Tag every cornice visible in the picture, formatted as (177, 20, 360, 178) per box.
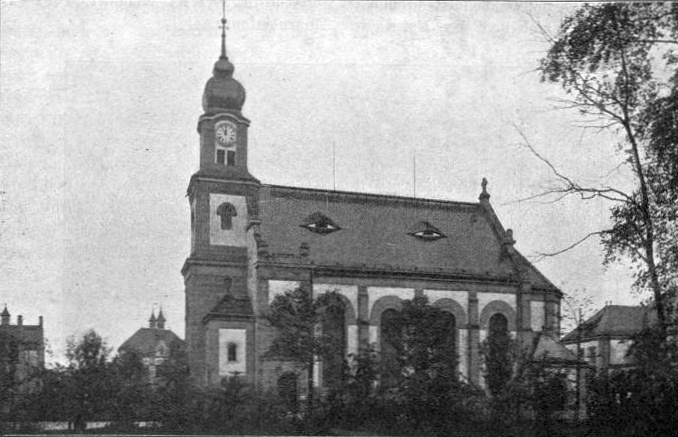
(197, 112, 251, 131)
(255, 260, 522, 286)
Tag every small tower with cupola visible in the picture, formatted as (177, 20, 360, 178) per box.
(182, 11, 258, 386)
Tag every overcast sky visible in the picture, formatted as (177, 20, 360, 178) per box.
(1, 1, 639, 363)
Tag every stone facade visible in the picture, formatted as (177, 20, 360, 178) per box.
(562, 305, 649, 372)
(183, 28, 563, 392)
(0, 307, 44, 412)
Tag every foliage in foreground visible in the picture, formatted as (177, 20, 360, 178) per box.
(587, 326, 678, 437)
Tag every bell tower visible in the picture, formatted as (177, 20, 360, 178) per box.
(183, 9, 258, 386)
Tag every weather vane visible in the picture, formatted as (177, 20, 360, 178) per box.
(220, 0, 228, 59)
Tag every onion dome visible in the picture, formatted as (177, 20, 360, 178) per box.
(202, 18, 246, 113)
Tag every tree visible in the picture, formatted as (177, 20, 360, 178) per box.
(484, 319, 513, 398)
(264, 285, 345, 416)
(535, 3, 678, 333)
(109, 349, 150, 429)
(63, 329, 114, 431)
(587, 326, 678, 436)
(381, 296, 473, 432)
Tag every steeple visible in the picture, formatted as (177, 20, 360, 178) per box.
(1, 305, 9, 325)
(192, 4, 258, 183)
(157, 307, 166, 330)
(149, 309, 157, 329)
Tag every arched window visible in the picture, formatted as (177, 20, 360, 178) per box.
(227, 342, 238, 362)
(486, 313, 511, 396)
(216, 202, 237, 230)
(277, 372, 299, 412)
(380, 309, 402, 387)
(322, 299, 346, 389)
(437, 311, 457, 380)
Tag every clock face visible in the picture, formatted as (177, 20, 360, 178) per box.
(216, 124, 236, 146)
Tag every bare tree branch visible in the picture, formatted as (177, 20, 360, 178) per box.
(531, 231, 609, 262)
(513, 125, 634, 204)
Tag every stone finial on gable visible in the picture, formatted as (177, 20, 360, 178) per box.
(300, 242, 310, 259)
(502, 228, 516, 255)
(254, 232, 269, 257)
(257, 239, 269, 257)
(479, 177, 490, 201)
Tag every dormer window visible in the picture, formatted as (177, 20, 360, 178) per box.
(407, 221, 446, 241)
(217, 202, 237, 230)
(301, 212, 342, 235)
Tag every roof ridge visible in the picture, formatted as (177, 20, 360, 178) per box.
(263, 183, 479, 207)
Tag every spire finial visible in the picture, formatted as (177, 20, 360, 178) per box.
(149, 306, 157, 329)
(220, 0, 228, 59)
(157, 305, 166, 329)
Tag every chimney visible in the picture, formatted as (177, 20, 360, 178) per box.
(39, 316, 43, 326)
(17, 315, 23, 326)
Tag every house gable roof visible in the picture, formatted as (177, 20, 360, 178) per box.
(119, 328, 184, 357)
(531, 332, 581, 364)
(561, 305, 651, 343)
(204, 293, 254, 322)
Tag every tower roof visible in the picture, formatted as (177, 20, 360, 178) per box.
(202, 13, 246, 114)
(1, 305, 9, 317)
(157, 308, 166, 322)
(149, 310, 157, 323)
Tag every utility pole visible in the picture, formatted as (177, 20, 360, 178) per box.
(575, 307, 582, 422)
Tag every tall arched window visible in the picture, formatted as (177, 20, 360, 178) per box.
(380, 309, 402, 387)
(487, 313, 511, 396)
(322, 299, 346, 389)
(216, 202, 237, 230)
(437, 311, 457, 380)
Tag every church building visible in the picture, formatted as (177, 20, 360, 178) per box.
(182, 18, 562, 391)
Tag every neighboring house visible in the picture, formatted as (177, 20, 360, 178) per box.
(561, 305, 651, 372)
(118, 309, 185, 382)
(182, 15, 565, 396)
(530, 332, 591, 419)
(0, 306, 45, 412)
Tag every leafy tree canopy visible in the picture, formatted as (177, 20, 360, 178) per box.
(539, 3, 678, 329)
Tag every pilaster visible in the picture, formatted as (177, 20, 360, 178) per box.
(467, 291, 480, 384)
(358, 285, 370, 352)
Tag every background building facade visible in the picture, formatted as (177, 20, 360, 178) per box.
(119, 309, 185, 383)
(0, 307, 44, 413)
